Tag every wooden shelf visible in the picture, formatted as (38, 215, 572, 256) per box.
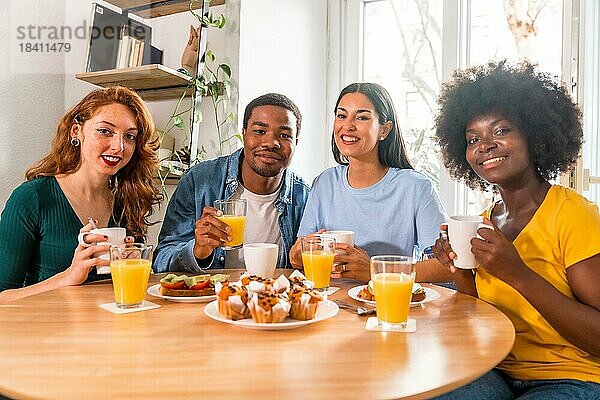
(106, 0, 225, 19)
(76, 64, 194, 101)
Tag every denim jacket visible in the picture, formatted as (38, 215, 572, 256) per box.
(153, 148, 310, 272)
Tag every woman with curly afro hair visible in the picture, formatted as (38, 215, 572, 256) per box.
(431, 60, 600, 399)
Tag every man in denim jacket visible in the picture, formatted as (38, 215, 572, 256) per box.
(153, 93, 310, 272)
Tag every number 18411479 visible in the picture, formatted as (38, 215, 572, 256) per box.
(18, 42, 71, 52)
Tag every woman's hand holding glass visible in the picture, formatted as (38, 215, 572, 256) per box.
(193, 206, 232, 260)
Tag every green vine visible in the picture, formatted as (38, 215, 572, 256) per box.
(157, 0, 239, 196)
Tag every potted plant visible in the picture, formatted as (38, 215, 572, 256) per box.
(157, 0, 239, 193)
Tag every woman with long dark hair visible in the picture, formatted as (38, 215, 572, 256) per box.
(290, 82, 448, 282)
(0, 86, 162, 303)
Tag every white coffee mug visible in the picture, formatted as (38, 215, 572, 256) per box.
(321, 230, 355, 250)
(78, 227, 127, 274)
(321, 230, 355, 274)
(447, 216, 484, 269)
(243, 243, 279, 278)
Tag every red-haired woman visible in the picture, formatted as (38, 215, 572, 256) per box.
(0, 86, 162, 303)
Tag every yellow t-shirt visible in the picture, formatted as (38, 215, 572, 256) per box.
(476, 185, 600, 382)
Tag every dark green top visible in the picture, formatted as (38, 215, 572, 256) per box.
(0, 177, 117, 291)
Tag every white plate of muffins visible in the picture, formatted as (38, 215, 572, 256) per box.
(204, 299, 339, 330)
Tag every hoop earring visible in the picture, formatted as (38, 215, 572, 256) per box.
(70, 137, 80, 147)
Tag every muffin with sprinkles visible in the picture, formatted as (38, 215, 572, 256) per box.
(288, 287, 323, 320)
(247, 292, 291, 323)
(241, 273, 290, 295)
(216, 282, 250, 320)
(288, 270, 314, 290)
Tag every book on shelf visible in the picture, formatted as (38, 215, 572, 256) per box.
(85, 2, 153, 72)
(116, 25, 145, 69)
(137, 41, 145, 67)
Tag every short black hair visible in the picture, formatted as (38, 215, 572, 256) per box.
(331, 82, 413, 169)
(434, 60, 583, 191)
(243, 93, 302, 136)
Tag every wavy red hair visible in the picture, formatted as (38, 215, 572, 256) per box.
(26, 86, 162, 239)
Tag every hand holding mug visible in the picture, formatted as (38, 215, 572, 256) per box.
(63, 220, 109, 286)
(193, 206, 231, 260)
(332, 243, 370, 282)
(470, 218, 528, 284)
(321, 230, 355, 276)
(78, 226, 130, 274)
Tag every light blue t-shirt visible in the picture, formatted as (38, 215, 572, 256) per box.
(298, 165, 447, 257)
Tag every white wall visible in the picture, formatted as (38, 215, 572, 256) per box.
(0, 1, 66, 207)
(239, 0, 329, 184)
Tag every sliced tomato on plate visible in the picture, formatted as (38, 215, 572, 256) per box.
(160, 280, 186, 290)
(189, 280, 211, 290)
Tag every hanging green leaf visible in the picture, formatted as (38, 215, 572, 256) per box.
(219, 63, 231, 78)
(173, 116, 185, 129)
(218, 15, 227, 29)
(228, 112, 234, 122)
(235, 133, 243, 142)
(206, 49, 215, 62)
(195, 110, 203, 123)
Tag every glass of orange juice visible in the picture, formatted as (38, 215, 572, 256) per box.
(109, 243, 153, 309)
(301, 236, 336, 290)
(370, 255, 416, 332)
(214, 199, 247, 250)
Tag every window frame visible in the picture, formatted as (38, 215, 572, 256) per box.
(330, 0, 589, 214)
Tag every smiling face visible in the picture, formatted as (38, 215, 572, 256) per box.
(465, 112, 535, 187)
(72, 103, 138, 177)
(333, 92, 391, 164)
(242, 105, 297, 179)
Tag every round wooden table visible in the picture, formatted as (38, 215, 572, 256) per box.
(0, 270, 514, 400)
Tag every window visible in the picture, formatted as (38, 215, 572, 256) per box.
(581, 0, 600, 204)
(362, 0, 442, 187)
(336, 0, 593, 214)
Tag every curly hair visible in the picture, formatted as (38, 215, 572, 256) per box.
(434, 60, 582, 191)
(332, 82, 413, 169)
(26, 86, 163, 239)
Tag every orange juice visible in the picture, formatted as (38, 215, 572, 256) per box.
(372, 272, 414, 323)
(216, 215, 246, 248)
(110, 259, 152, 307)
(302, 250, 334, 288)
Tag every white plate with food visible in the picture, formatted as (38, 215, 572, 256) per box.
(203, 300, 339, 330)
(347, 284, 441, 307)
(147, 284, 216, 303)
